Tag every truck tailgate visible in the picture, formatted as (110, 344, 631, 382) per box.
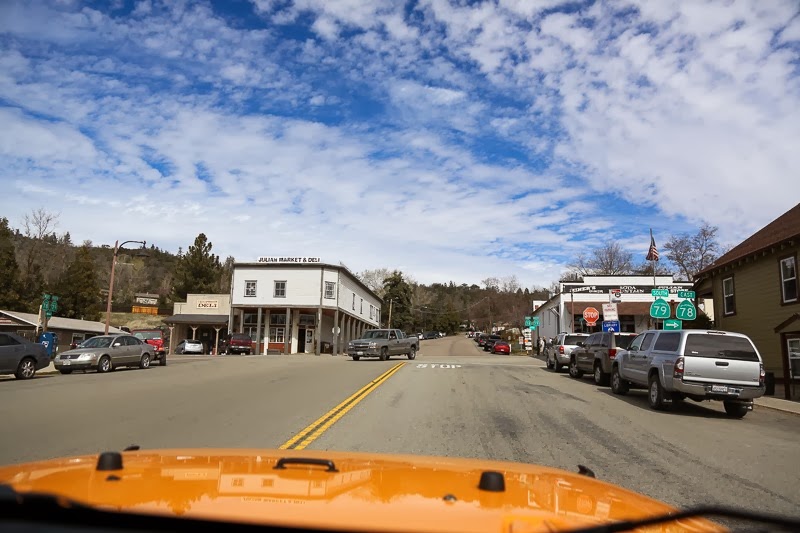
(682, 333, 762, 387)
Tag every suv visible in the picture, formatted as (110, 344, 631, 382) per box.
(569, 332, 638, 385)
(546, 333, 589, 373)
(226, 333, 253, 355)
(610, 330, 765, 418)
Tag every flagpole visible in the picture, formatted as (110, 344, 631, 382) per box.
(650, 229, 657, 329)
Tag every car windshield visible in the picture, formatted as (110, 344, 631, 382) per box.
(79, 337, 114, 349)
(133, 331, 161, 340)
(2, 2, 798, 531)
(614, 335, 636, 350)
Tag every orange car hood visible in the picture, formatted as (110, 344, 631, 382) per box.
(0, 448, 720, 533)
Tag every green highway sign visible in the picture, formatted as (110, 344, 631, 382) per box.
(650, 298, 671, 319)
(651, 289, 669, 298)
(664, 319, 682, 330)
(678, 290, 695, 299)
(676, 299, 696, 321)
(531, 317, 540, 328)
(524, 316, 532, 328)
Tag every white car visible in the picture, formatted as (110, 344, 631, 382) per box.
(176, 339, 204, 355)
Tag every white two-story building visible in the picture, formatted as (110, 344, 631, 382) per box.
(230, 258, 382, 355)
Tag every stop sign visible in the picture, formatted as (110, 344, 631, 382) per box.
(583, 307, 600, 326)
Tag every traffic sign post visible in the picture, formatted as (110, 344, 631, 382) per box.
(602, 303, 618, 321)
(524, 316, 532, 328)
(602, 320, 620, 332)
(649, 298, 671, 319)
(651, 289, 669, 298)
(531, 317, 539, 329)
(676, 300, 696, 321)
(664, 319, 682, 330)
(678, 290, 695, 299)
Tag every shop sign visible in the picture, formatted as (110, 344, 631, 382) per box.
(196, 300, 219, 309)
(257, 257, 321, 264)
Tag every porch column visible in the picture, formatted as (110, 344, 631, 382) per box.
(284, 307, 291, 354)
(168, 326, 175, 355)
(315, 306, 323, 356)
(255, 308, 262, 356)
(214, 327, 221, 356)
(332, 308, 340, 355)
(191, 326, 198, 340)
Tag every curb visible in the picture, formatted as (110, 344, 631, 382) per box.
(754, 400, 800, 416)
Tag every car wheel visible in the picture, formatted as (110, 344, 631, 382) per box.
(97, 356, 112, 374)
(15, 357, 36, 380)
(554, 359, 564, 373)
(352, 355, 360, 361)
(594, 363, 610, 386)
(546, 354, 554, 369)
(648, 374, 670, 411)
(380, 347, 388, 361)
(160, 354, 167, 366)
(723, 401, 749, 419)
(610, 366, 629, 395)
(59, 369, 73, 375)
(139, 353, 151, 369)
(407, 346, 416, 360)
(568, 357, 583, 378)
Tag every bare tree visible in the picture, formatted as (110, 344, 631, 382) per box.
(23, 207, 60, 240)
(481, 277, 500, 291)
(500, 275, 520, 293)
(568, 240, 633, 276)
(357, 268, 392, 298)
(664, 223, 720, 281)
(19, 208, 63, 287)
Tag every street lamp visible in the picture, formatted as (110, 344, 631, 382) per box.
(104, 239, 147, 334)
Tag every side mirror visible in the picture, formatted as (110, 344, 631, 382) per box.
(113, 343, 121, 347)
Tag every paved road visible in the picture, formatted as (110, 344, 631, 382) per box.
(1, 336, 798, 520)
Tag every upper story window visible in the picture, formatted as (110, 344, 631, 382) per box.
(352, 294, 356, 310)
(722, 276, 735, 316)
(360, 298, 363, 314)
(244, 280, 257, 297)
(324, 281, 336, 299)
(274, 280, 286, 298)
(780, 256, 797, 304)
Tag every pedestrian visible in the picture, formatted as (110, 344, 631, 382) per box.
(538, 336, 545, 356)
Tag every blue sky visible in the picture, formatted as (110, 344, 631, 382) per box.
(1, 0, 798, 287)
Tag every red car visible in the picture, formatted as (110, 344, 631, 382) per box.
(491, 341, 511, 355)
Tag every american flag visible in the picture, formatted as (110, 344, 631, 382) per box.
(646, 229, 659, 261)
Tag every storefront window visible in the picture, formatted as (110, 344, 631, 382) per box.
(299, 314, 316, 326)
(269, 327, 285, 343)
(270, 314, 287, 326)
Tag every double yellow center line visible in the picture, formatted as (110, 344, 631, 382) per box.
(280, 362, 406, 450)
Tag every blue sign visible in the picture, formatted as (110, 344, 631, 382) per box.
(39, 332, 56, 358)
(602, 320, 620, 332)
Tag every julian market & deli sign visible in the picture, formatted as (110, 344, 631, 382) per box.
(257, 257, 321, 264)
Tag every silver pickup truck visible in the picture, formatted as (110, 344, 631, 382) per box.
(610, 329, 765, 418)
(348, 329, 418, 361)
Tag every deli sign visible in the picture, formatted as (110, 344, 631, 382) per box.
(196, 300, 219, 309)
(258, 257, 321, 264)
(583, 307, 600, 326)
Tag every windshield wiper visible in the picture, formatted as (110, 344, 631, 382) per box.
(566, 505, 800, 533)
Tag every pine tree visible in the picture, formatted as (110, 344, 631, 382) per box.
(382, 271, 414, 330)
(172, 233, 222, 301)
(0, 218, 22, 310)
(55, 245, 101, 321)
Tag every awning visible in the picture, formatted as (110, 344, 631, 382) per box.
(563, 302, 653, 316)
(163, 314, 229, 326)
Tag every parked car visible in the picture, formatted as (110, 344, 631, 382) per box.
(422, 331, 439, 340)
(54, 334, 155, 374)
(225, 333, 253, 355)
(347, 329, 418, 361)
(610, 329, 766, 418)
(0, 332, 50, 380)
(131, 328, 167, 363)
(480, 335, 502, 350)
(545, 333, 590, 373)
(491, 341, 511, 355)
(569, 332, 638, 385)
(175, 339, 204, 355)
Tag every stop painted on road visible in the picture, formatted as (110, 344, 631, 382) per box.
(415, 363, 462, 369)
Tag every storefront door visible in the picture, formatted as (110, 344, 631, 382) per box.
(298, 327, 306, 353)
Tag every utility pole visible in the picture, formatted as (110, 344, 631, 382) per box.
(387, 298, 393, 329)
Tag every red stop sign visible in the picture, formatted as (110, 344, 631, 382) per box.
(583, 307, 600, 326)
